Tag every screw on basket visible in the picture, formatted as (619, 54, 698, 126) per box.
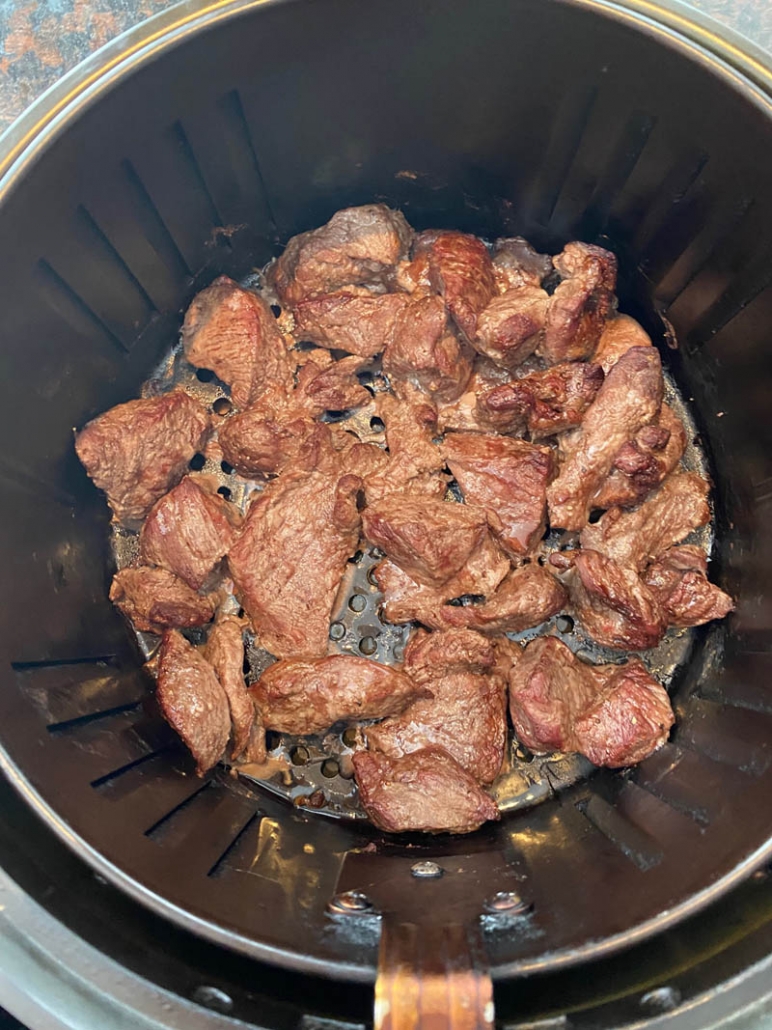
(484, 890, 532, 915)
(327, 890, 374, 915)
(410, 860, 444, 879)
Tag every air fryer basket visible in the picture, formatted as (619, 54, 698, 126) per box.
(2, 0, 772, 1006)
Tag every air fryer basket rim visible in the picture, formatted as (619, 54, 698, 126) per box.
(2, 0, 772, 986)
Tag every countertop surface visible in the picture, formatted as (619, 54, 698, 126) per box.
(0, 0, 771, 134)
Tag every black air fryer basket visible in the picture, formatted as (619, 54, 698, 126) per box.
(2, 0, 772, 1025)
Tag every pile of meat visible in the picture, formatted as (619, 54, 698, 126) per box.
(75, 204, 734, 835)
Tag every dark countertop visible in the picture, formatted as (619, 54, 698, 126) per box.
(0, 0, 771, 135)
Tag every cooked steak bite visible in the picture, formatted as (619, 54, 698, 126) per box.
(479, 361, 604, 438)
(182, 276, 293, 410)
(219, 411, 334, 477)
(506, 636, 674, 766)
(507, 636, 598, 752)
(374, 532, 511, 628)
(110, 567, 216, 634)
(295, 354, 371, 415)
(439, 564, 566, 634)
(437, 356, 518, 434)
(592, 404, 687, 509)
(293, 289, 409, 357)
(572, 661, 674, 767)
(383, 292, 473, 402)
(540, 242, 617, 364)
(362, 495, 490, 588)
(443, 433, 553, 557)
(366, 628, 506, 784)
(643, 545, 734, 627)
(411, 231, 498, 340)
(251, 655, 426, 735)
(75, 390, 210, 523)
(156, 629, 230, 775)
(270, 204, 413, 306)
(474, 286, 549, 369)
(204, 616, 260, 762)
(593, 313, 652, 374)
(228, 470, 363, 658)
(365, 389, 448, 500)
(139, 476, 240, 591)
(547, 347, 663, 530)
(580, 472, 711, 571)
(492, 237, 552, 292)
(353, 747, 500, 834)
(560, 549, 666, 651)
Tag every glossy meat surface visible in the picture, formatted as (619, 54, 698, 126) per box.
(492, 237, 552, 292)
(353, 747, 500, 834)
(75, 391, 210, 523)
(581, 472, 711, 570)
(182, 276, 293, 410)
(443, 433, 553, 557)
(271, 204, 413, 305)
(110, 567, 216, 635)
(479, 361, 604, 438)
(229, 470, 363, 658)
(547, 347, 663, 530)
(439, 564, 566, 634)
(157, 630, 230, 775)
(251, 655, 426, 734)
(362, 494, 489, 587)
(139, 476, 240, 590)
(474, 286, 549, 369)
(293, 288, 409, 357)
(414, 231, 497, 340)
(593, 313, 652, 374)
(383, 292, 473, 402)
(204, 616, 261, 762)
(643, 546, 734, 627)
(366, 629, 507, 784)
(541, 242, 617, 363)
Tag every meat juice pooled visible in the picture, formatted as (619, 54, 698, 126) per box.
(75, 205, 733, 834)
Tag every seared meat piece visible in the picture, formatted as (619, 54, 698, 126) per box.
(204, 616, 263, 762)
(411, 231, 497, 340)
(592, 404, 687, 509)
(474, 286, 550, 370)
(251, 654, 426, 735)
(572, 661, 674, 767)
(439, 565, 566, 635)
(560, 549, 666, 650)
(229, 470, 362, 658)
(437, 357, 516, 435)
(507, 637, 597, 752)
(541, 242, 617, 364)
(182, 277, 293, 410)
(139, 476, 240, 590)
(293, 289, 409, 357)
(580, 472, 710, 571)
(367, 628, 506, 784)
(593, 314, 652, 374)
(375, 533, 510, 627)
(383, 292, 473, 402)
(506, 636, 674, 766)
(295, 355, 371, 415)
(547, 347, 663, 530)
(270, 205, 413, 306)
(75, 391, 210, 523)
(492, 237, 552, 292)
(443, 433, 553, 557)
(479, 361, 604, 438)
(110, 567, 215, 634)
(353, 747, 500, 834)
(219, 412, 334, 477)
(365, 389, 448, 501)
(156, 629, 230, 775)
(362, 495, 490, 587)
(643, 546, 734, 628)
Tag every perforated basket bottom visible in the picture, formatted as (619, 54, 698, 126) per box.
(112, 274, 712, 822)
